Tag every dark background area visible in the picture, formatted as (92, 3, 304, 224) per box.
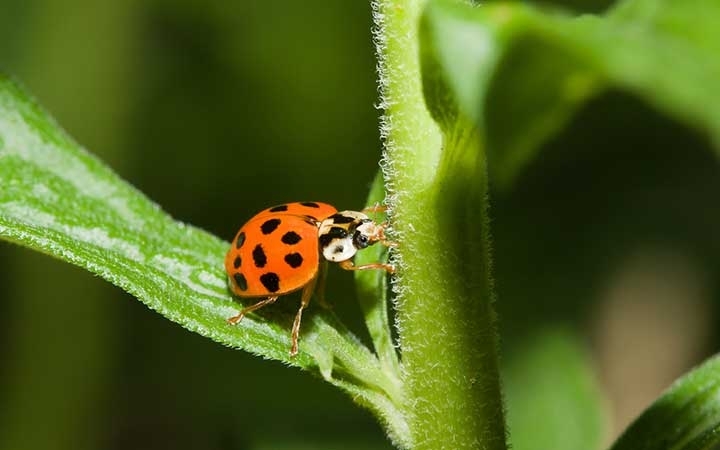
(2, 0, 718, 449)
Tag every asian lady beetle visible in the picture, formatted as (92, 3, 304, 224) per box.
(225, 201, 394, 356)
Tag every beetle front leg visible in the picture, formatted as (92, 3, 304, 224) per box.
(339, 259, 395, 274)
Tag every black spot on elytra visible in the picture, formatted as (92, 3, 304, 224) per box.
(252, 244, 267, 268)
(284, 252, 303, 268)
(260, 272, 280, 292)
(301, 202, 320, 208)
(233, 256, 242, 269)
(269, 204, 288, 212)
(281, 231, 302, 245)
(235, 231, 246, 248)
(233, 273, 248, 291)
(319, 226, 347, 248)
(260, 218, 281, 234)
(330, 213, 354, 224)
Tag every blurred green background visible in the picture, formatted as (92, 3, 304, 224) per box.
(2, 0, 719, 449)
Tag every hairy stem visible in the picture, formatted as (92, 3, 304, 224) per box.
(373, 0, 508, 448)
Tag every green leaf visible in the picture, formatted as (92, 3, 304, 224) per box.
(422, 0, 720, 189)
(0, 75, 407, 444)
(610, 355, 720, 450)
(355, 172, 402, 382)
(503, 328, 605, 450)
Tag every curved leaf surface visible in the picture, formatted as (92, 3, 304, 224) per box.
(0, 75, 406, 443)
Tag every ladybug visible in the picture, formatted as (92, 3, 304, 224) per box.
(225, 201, 394, 356)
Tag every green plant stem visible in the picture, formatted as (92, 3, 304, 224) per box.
(373, 0, 507, 448)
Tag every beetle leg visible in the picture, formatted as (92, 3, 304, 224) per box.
(360, 205, 398, 248)
(290, 274, 318, 356)
(362, 204, 387, 214)
(227, 296, 278, 325)
(375, 225, 397, 248)
(339, 259, 395, 274)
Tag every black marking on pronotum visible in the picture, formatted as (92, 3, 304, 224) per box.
(233, 273, 248, 291)
(333, 245, 345, 254)
(319, 226, 348, 248)
(269, 204, 288, 212)
(260, 218, 281, 234)
(284, 252, 303, 268)
(330, 213, 355, 224)
(300, 202, 320, 208)
(260, 272, 280, 292)
(235, 231, 246, 248)
(281, 231, 302, 245)
(233, 256, 242, 269)
(252, 244, 267, 268)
